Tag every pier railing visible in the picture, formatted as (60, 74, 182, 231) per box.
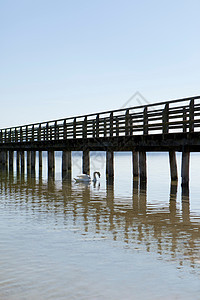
(1, 96, 200, 143)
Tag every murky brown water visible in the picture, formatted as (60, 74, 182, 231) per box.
(0, 152, 200, 299)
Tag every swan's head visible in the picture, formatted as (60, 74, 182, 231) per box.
(96, 171, 101, 178)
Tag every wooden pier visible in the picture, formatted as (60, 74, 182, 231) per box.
(1, 96, 200, 187)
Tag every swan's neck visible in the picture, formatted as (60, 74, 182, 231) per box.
(93, 172, 97, 182)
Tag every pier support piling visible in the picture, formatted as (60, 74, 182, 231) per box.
(16, 151, 20, 172)
(48, 151, 55, 173)
(62, 151, 71, 172)
(83, 150, 90, 175)
(139, 151, 147, 183)
(27, 151, 31, 173)
(39, 151, 42, 169)
(21, 151, 25, 172)
(62, 150, 71, 179)
(169, 151, 178, 181)
(31, 151, 36, 173)
(181, 151, 190, 187)
(2, 151, 7, 166)
(9, 151, 14, 171)
(132, 151, 139, 177)
(106, 151, 114, 179)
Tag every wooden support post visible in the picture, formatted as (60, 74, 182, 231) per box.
(106, 151, 114, 178)
(21, 151, 25, 172)
(31, 151, 36, 172)
(48, 150, 55, 172)
(27, 151, 31, 172)
(16, 151, 20, 171)
(181, 151, 190, 187)
(39, 151, 42, 170)
(62, 151, 71, 173)
(132, 151, 139, 177)
(139, 151, 147, 183)
(9, 151, 14, 171)
(169, 151, 178, 181)
(83, 150, 90, 175)
(2, 151, 7, 166)
(5, 151, 8, 166)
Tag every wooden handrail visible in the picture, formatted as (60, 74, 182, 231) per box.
(0, 96, 200, 143)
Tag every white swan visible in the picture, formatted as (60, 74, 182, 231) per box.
(74, 172, 100, 183)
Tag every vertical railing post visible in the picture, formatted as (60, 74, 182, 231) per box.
(83, 116, 87, 138)
(143, 107, 148, 135)
(63, 120, 67, 140)
(183, 107, 187, 133)
(55, 121, 58, 140)
(4, 129, 7, 143)
(96, 114, 99, 137)
(104, 118, 107, 137)
(0, 130, 2, 143)
(38, 124, 41, 141)
(49, 125, 52, 141)
(130, 115, 133, 136)
(32, 125, 34, 141)
(9, 128, 12, 142)
(20, 127, 23, 142)
(54, 121, 57, 140)
(189, 99, 194, 133)
(15, 128, 18, 143)
(162, 103, 169, 134)
(45, 123, 48, 141)
(116, 117, 119, 136)
(73, 118, 76, 138)
(110, 112, 113, 137)
(92, 119, 95, 137)
(125, 109, 130, 136)
(26, 126, 28, 142)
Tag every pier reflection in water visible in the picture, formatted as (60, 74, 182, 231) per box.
(0, 153, 200, 299)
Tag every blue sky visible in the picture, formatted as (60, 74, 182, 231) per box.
(0, 0, 200, 127)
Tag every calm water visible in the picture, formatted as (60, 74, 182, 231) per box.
(0, 152, 200, 300)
